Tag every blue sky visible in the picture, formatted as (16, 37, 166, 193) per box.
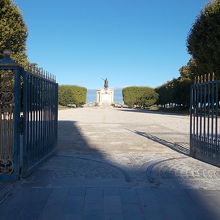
(15, 0, 209, 89)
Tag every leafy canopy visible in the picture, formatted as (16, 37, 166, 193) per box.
(155, 77, 191, 108)
(187, 0, 220, 78)
(0, 0, 28, 65)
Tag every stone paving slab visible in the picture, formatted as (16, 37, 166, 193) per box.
(1, 108, 220, 219)
(0, 182, 17, 205)
(1, 186, 220, 220)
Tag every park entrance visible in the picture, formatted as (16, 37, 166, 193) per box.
(0, 54, 220, 182)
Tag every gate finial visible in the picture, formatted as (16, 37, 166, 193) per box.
(0, 49, 20, 66)
(3, 49, 12, 56)
(212, 72, 215, 81)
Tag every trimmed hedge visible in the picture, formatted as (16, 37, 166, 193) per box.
(122, 86, 158, 107)
(58, 85, 87, 107)
(155, 77, 191, 108)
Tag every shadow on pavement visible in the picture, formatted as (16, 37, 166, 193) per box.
(117, 108, 189, 116)
(0, 120, 219, 220)
(132, 130, 190, 156)
(57, 120, 104, 154)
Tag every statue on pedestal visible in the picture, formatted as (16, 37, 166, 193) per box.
(97, 77, 114, 105)
(104, 78, 108, 89)
(101, 78, 108, 89)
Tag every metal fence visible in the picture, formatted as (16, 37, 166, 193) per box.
(190, 74, 220, 167)
(0, 55, 58, 180)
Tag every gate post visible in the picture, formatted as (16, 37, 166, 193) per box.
(0, 51, 22, 180)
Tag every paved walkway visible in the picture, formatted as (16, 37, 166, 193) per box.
(1, 107, 220, 219)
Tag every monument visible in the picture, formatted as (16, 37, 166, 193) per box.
(96, 78, 114, 106)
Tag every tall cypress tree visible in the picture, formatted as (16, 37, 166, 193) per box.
(0, 0, 28, 65)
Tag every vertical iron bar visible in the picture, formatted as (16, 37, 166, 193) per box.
(27, 74, 30, 169)
(211, 81, 214, 156)
(44, 78, 47, 154)
(193, 85, 196, 138)
(200, 82, 203, 143)
(50, 82, 53, 149)
(36, 77, 39, 161)
(30, 75, 33, 166)
(215, 82, 218, 156)
(0, 73, 2, 167)
(42, 78, 45, 155)
(45, 80, 48, 152)
(39, 78, 42, 156)
(13, 68, 21, 177)
(207, 81, 210, 156)
(22, 70, 28, 175)
(196, 84, 199, 139)
(47, 80, 49, 152)
(190, 87, 193, 133)
(190, 85, 193, 153)
(47, 80, 50, 153)
(204, 82, 206, 153)
(33, 75, 36, 164)
(55, 84, 58, 147)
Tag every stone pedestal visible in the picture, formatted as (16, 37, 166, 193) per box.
(96, 88, 114, 106)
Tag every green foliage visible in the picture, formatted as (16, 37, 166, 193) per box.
(155, 83, 172, 106)
(58, 85, 87, 107)
(155, 77, 192, 108)
(179, 59, 205, 80)
(122, 86, 158, 107)
(187, 0, 220, 78)
(0, 0, 28, 66)
(156, 0, 220, 110)
(173, 78, 192, 106)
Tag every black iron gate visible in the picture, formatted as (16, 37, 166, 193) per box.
(190, 74, 220, 167)
(0, 54, 58, 180)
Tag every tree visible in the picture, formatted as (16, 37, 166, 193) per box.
(179, 59, 205, 80)
(156, 77, 191, 108)
(0, 0, 28, 65)
(187, 0, 220, 78)
(155, 81, 174, 107)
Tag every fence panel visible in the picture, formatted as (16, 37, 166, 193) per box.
(22, 70, 58, 176)
(0, 55, 58, 180)
(190, 75, 220, 167)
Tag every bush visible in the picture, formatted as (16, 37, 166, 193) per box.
(122, 86, 158, 108)
(58, 85, 87, 107)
